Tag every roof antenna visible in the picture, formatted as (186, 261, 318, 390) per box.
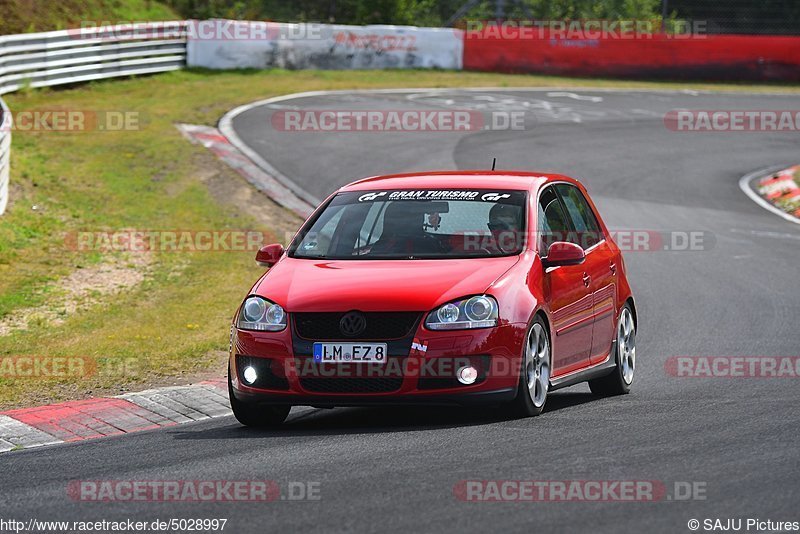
(491, 157, 497, 171)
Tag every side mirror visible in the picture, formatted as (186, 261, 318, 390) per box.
(542, 241, 585, 268)
(256, 243, 284, 267)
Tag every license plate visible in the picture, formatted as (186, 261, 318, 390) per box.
(313, 343, 388, 363)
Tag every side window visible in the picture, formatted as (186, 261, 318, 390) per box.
(295, 205, 345, 257)
(538, 186, 571, 256)
(555, 184, 603, 249)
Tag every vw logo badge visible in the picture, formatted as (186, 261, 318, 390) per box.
(340, 311, 367, 337)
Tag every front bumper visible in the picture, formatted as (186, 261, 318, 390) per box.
(229, 321, 526, 408)
(230, 387, 517, 407)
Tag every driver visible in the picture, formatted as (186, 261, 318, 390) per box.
(370, 202, 442, 255)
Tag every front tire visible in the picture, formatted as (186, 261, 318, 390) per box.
(589, 304, 636, 396)
(229, 374, 290, 427)
(511, 317, 551, 417)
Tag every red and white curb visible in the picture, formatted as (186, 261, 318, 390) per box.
(739, 164, 800, 225)
(176, 123, 314, 219)
(0, 380, 232, 453)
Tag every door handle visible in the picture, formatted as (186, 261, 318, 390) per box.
(582, 273, 591, 287)
(609, 262, 617, 275)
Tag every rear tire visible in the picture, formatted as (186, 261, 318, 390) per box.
(228, 374, 290, 427)
(589, 304, 635, 396)
(511, 316, 551, 417)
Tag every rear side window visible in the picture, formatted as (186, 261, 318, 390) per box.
(555, 184, 603, 249)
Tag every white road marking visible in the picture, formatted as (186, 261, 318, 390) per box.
(266, 103, 302, 110)
(730, 228, 800, 240)
(631, 108, 664, 117)
(546, 91, 603, 102)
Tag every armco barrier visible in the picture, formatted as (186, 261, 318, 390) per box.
(0, 22, 188, 94)
(0, 21, 189, 215)
(463, 29, 800, 81)
(186, 20, 464, 70)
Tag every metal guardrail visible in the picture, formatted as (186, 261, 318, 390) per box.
(0, 21, 189, 215)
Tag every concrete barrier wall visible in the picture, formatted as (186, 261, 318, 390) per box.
(186, 20, 464, 70)
(464, 29, 800, 81)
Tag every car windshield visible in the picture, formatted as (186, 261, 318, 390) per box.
(289, 189, 527, 259)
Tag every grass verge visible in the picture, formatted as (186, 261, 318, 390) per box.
(0, 0, 178, 34)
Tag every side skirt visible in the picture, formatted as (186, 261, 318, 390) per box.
(549, 345, 617, 391)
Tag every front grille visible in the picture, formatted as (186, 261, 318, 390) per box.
(299, 376, 404, 394)
(293, 312, 421, 340)
(296, 356, 404, 393)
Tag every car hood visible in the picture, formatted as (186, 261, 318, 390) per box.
(254, 256, 520, 312)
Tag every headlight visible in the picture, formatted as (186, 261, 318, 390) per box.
(237, 296, 287, 331)
(425, 295, 498, 330)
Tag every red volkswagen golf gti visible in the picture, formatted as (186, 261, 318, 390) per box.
(229, 171, 637, 426)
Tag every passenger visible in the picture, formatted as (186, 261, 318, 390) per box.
(487, 203, 523, 253)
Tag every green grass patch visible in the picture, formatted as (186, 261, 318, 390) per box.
(1, 0, 178, 34)
(0, 68, 798, 409)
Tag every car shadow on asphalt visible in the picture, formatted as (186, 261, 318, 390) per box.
(170, 391, 599, 440)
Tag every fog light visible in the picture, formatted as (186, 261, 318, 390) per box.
(457, 365, 478, 385)
(243, 366, 258, 385)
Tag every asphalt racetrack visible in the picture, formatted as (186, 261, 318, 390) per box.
(4, 89, 799, 533)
